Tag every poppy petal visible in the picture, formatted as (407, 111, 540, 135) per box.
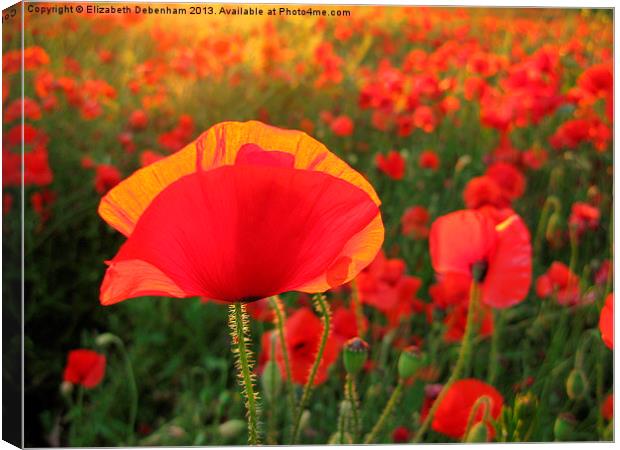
(99, 121, 381, 237)
(102, 163, 379, 304)
(429, 210, 497, 276)
(481, 215, 532, 308)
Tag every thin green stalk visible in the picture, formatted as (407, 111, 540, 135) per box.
(229, 303, 261, 445)
(364, 379, 404, 444)
(412, 282, 481, 443)
(350, 280, 366, 339)
(346, 374, 360, 441)
(291, 294, 331, 444)
(268, 296, 296, 421)
(462, 395, 492, 441)
(487, 309, 504, 385)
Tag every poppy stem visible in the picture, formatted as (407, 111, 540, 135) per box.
(268, 296, 296, 427)
(350, 280, 366, 339)
(228, 303, 262, 445)
(291, 294, 331, 444)
(346, 374, 361, 441)
(462, 395, 492, 441)
(363, 378, 404, 444)
(412, 281, 481, 443)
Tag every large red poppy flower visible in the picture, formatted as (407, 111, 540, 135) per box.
(429, 208, 531, 309)
(599, 293, 613, 350)
(99, 121, 383, 305)
(63, 349, 106, 389)
(432, 379, 503, 440)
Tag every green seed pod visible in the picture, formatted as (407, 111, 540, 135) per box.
(566, 369, 588, 400)
(464, 422, 489, 443)
(553, 413, 576, 441)
(218, 419, 246, 439)
(260, 360, 282, 403)
(343, 337, 369, 375)
(398, 346, 425, 379)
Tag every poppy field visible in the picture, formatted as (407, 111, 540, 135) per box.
(2, 4, 614, 447)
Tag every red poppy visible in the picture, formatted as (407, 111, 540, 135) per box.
(129, 109, 148, 130)
(140, 150, 164, 168)
(463, 176, 505, 210)
(376, 150, 406, 180)
(263, 307, 339, 385)
(535, 262, 580, 306)
(569, 202, 600, 235)
(332, 306, 367, 347)
(99, 121, 383, 305)
(485, 162, 526, 203)
(599, 293, 613, 349)
(330, 115, 354, 137)
(392, 426, 411, 443)
(429, 273, 471, 309)
(443, 301, 494, 343)
(401, 205, 430, 239)
(602, 394, 613, 421)
(429, 209, 531, 309)
(63, 349, 106, 389)
(4, 98, 42, 123)
(419, 150, 440, 170)
(432, 379, 503, 440)
(94, 164, 122, 195)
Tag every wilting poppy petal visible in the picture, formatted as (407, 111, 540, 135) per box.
(102, 163, 379, 304)
(99, 121, 380, 237)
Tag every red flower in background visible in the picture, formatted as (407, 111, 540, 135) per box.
(332, 306, 367, 347)
(330, 115, 354, 137)
(602, 394, 613, 421)
(443, 301, 494, 343)
(569, 202, 600, 236)
(264, 307, 339, 385)
(98, 121, 383, 305)
(535, 262, 580, 306)
(401, 205, 430, 239)
(463, 176, 505, 209)
(432, 379, 503, 440)
(139, 150, 164, 168)
(485, 162, 526, 204)
(376, 150, 406, 180)
(599, 293, 613, 349)
(4, 97, 42, 123)
(129, 109, 149, 130)
(63, 349, 106, 389)
(94, 164, 122, 195)
(429, 209, 532, 309)
(419, 150, 440, 170)
(392, 426, 411, 443)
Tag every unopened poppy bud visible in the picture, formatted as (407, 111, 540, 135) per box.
(566, 369, 588, 400)
(60, 380, 73, 397)
(553, 413, 576, 441)
(95, 332, 120, 347)
(260, 360, 282, 403)
(455, 155, 472, 173)
(343, 337, 369, 375)
(299, 409, 311, 432)
(545, 212, 560, 243)
(514, 392, 538, 420)
(218, 419, 246, 439)
(464, 422, 489, 443)
(398, 346, 425, 379)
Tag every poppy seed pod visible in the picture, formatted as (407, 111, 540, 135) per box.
(553, 413, 576, 441)
(464, 422, 489, 443)
(566, 369, 588, 400)
(397, 346, 425, 379)
(343, 337, 369, 375)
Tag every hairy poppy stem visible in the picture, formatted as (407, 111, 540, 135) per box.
(291, 294, 331, 444)
(268, 296, 296, 427)
(412, 281, 481, 443)
(228, 303, 261, 445)
(364, 378, 404, 444)
(350, 280, 366, 339)
(462, 395, 492, 441)
(346, 374, 361, 441)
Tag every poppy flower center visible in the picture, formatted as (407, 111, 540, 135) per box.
(471, 260, 489, 283)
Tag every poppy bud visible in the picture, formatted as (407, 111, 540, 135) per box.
(455, 155, 472, 174)
(553, 413, 576, 441)
(299, 409, 311, 433)
(514, 392, 538, 420)
(464, 422, 489, 443)
(545, 212, 560, 243)
(566, 369, 588, 400)
(343, 337, 369, 375)
(261, 360, 282, 403)
(398, 346, 425, 379)
(95, 332, 120, 347)
(60, 380, 73, 397)
(218, 419, 246, 439)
